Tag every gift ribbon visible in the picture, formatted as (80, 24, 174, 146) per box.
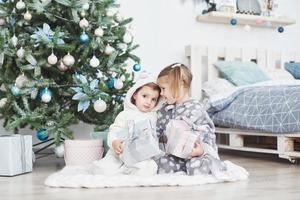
(20, 135, 26, 172)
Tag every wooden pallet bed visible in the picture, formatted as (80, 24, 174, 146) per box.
(185, 45, 300, 163)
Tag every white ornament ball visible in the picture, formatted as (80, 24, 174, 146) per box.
(16, 47, 25, 58)
(15, 74, 28, 88)
(63, 53, 75, 67)
(115, 12, 124, 22)
(24, 11, 32, 21)
(0, 84, 7, 92)
(41, 93, 52, 103)
(54, 144, 64, 158)
(16, 0, 25, 10)
(123, 32, 133, 44)
(47, 53, 58, 65)
(0, 18, 5, 26)
(114, 79, 123, 90)
(11, 35, 18, 47)
(0, 98, 7, 108)
(93, 99, 107, 113)
(104, 45, 115, 55)
(79, 18, 89, 28)
(94, 27, 104, 37)
(82, 3, 89, 10)
(89, 55, 100, 68)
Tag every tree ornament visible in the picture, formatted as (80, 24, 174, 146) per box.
(106, 79, 114, 89)
(114, 79, 123, 90)
(63, 53, 75, 67)
(278, 26, 284, 33)
(79, 18, 89, 28)
(11, 85, 20, 97)
(123, 32, 133, 44)
(0, 84, 7, 92)
(0, 98, 8, 108)
(104, 45, 115, 55)
(40, 87, 52, 103)
(244, 24, 251, 32)
(45, 120, 55, 127)
(94, 27, 104, 37)
(16, 47, 25, 58)
(24, 11, 32, 21)
(54, 144, 64, 158)
(11, 34, 18, 47)
(0, 18, 5, 26)
(80, 10, 86, 18)
(230, 18, 237, 26)
(93, 99, 107, 113)
(57, 60, 68, 72)
(47, 52, 58, 65)
(115, 12, 124, 22)
(120, 75, 126, 81)
(36, 128, 48, 141)
(80, 32, 89, 43)
(15, 74, 28, 88)
(133, 63, 141, 72)
(89, 55, 100, 68)
(82, 3, 89, 10)
(16, 0, 25, 10)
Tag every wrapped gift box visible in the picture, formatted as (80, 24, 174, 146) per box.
(166, 120, 200, 159)
(0, 134, 32, 176)
(120, 119, 162, 166)
(64, 139, 103, 166)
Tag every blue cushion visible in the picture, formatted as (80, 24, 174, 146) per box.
(284, 62, 300, 79)
(214, 61, 270, 86)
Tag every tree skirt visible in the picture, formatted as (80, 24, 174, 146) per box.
(44, 161, 248, 188)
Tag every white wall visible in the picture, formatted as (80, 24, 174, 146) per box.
(119, 0, 300, 75)
(3, 0, 300, 141)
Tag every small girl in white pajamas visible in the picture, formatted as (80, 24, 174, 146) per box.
(93, 74, 161, 176)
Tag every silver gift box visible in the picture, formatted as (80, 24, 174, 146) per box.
(166, 120, 200, 159)
(0, 134, 32, 176)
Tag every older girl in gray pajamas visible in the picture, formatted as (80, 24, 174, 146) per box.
(156, 63, 226, 176)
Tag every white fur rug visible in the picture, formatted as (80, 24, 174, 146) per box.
(45, 161, 248, 188)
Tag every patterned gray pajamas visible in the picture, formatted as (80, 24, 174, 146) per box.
(155, 154, 225, 175)
(156, 99, 226, 176)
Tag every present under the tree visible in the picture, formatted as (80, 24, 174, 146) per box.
(0, 134, 32, 176)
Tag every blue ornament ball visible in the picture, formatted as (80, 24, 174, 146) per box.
(36, 128, 48, 141)
(107, 79, 114, 89)
(11, 85, 20, 97)
(115, 95, 123, 103)
(133, 63, 141, 72)
(39, 87, 52, 98)
(278, 26, 284, 33)
(230, 18, 237, 26)
(80, 32, 89, 43)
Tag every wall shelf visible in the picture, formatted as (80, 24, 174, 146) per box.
(196, 11, 296, 28)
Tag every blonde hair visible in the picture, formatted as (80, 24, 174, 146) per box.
(157, 63, 192, 99)
(131, 82, 161, 105)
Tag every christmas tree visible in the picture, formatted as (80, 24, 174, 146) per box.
(0, 0, 140, 145)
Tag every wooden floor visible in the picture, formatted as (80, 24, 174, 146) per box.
(1, 150, 300, 200)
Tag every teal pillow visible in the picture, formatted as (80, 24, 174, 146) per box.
(284, 62, 300, 79)
(214, 61, 270, 86)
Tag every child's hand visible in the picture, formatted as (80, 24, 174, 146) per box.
(112, 139, 124, 155)
(190, 141, 204, 158)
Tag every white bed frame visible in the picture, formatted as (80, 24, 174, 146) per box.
(185, 45, 300, 163)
